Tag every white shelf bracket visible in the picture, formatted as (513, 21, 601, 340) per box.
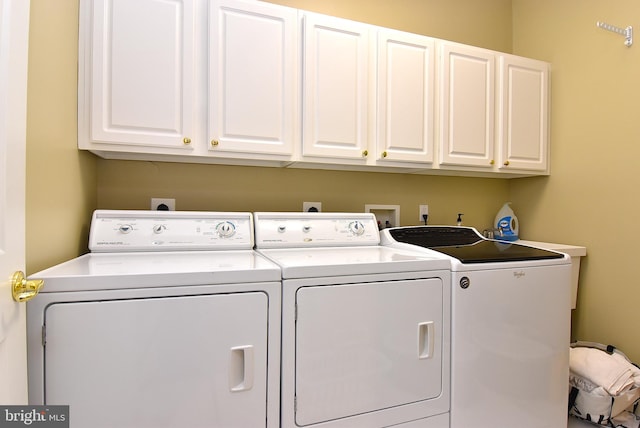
(597, 21, 633, 47)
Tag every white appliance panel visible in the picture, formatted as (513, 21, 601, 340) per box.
(89, 210, 254, 252)
(294, 279, 444, 426)
(450, 264, 571, 428)
(253, 212, 380, 248)
(44, 292, 269, 428)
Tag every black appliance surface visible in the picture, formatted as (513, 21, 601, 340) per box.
(388, 226, 564, 264)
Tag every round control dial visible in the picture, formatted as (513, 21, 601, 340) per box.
(348, 220, 365, 236)
(118, 224, 133, 234)
(216, 221, 236, 238)
(153, 224, 166, 234)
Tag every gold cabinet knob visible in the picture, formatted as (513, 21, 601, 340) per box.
(183, 137, 191, 145)
(503, 160, 510, 166)
(211, 140, 219, 147)
(11, 271, 44, 302)
(362, 150, 368, 157)
(490, 159, 495, 165)
(382, 151, 388, 158)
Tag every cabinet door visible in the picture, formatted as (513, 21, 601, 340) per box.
(498, 55, 549, 172)
(301, 12, 371, 161)
(83, 0, 195, 149)
(209, 0, 297, 158)
(376, 29, 435, 164)
(439, 42, 495, 168)
(44, 292, 269, 428)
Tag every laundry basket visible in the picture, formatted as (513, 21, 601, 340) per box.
(569, 342, 640, 427)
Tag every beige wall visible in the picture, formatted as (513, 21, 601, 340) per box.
(26, 0, 97, 274)
(510, 0, 640, 361)
(266, 0, 513, 52)
(97, 160, 508, 229)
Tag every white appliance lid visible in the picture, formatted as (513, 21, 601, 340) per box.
(258, 246, 450, 279)
(29, 250, 281, 292)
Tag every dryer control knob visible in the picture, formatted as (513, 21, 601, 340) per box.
(153, 224, 166, 234)
(119, 224, 133, 234)
(216, 221, 236, 238)
(349, 221, 365, 236)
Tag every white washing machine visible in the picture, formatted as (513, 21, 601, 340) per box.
(27, 210, 282, 428)
(380, 226, 572, 428)
(254, 212, 452, 428)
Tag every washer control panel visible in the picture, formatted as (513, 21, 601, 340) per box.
(89, 210, 253, 252)
(253, 212, 380, 248)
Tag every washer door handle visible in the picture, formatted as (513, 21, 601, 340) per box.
(417, 321, 435, 359)
(229, 345, 255, 392)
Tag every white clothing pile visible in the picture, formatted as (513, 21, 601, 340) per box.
(569, 344, 640, 428)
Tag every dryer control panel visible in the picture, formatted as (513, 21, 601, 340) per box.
(89, 210, 254, 252)
(253, 212, 380, 248)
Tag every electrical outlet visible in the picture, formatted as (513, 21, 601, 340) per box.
(419, 205, 429, 223)
(151, 198, 175, 211)
(303, 202, 322, 212)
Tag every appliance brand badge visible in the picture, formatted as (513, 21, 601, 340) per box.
(459, 277, 470, 289)
(513, 270, 526, 278)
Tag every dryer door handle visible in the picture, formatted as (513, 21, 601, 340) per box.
(417, 321, 435, 359)
(229, 345, 255, 392)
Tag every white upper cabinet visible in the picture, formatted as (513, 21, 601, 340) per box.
(209, 0, 297, 160)
(77, 0, 551, 177)
(375, 29, 436, 165)
(438, 42, 496, 169)
(79, 0, 196, 153)
(437, 43, 550, 175)
(497, 54, 549, 173)
(300, 12, 372, 162)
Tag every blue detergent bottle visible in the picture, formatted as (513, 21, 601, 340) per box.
(494, 202, 519, 241)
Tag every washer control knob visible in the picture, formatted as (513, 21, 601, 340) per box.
(216, 221, 236, 238)
(349, 221, 365, 236)
(278, 225, 286, 233)
(153, 224, 166, 234)
(302, 225, 312, 233)
(119, 224, 133, 234)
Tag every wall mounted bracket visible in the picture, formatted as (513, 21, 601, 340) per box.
(597, 21, 633, 47)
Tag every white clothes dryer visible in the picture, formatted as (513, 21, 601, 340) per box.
(380, 226, 572, 428)
(254, 212, 452, 428)
(27, 210, 281, 428)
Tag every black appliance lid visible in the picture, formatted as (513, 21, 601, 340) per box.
(388, 226, 564, 264)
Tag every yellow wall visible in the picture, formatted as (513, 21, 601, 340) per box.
(97, 160, 508, 228)
(511, 0, 640, 361)
(26, 0, 97, 274)
(265, 0, 513, 52)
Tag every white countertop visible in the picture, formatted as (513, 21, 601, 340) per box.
(518, 240, 587, 257)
